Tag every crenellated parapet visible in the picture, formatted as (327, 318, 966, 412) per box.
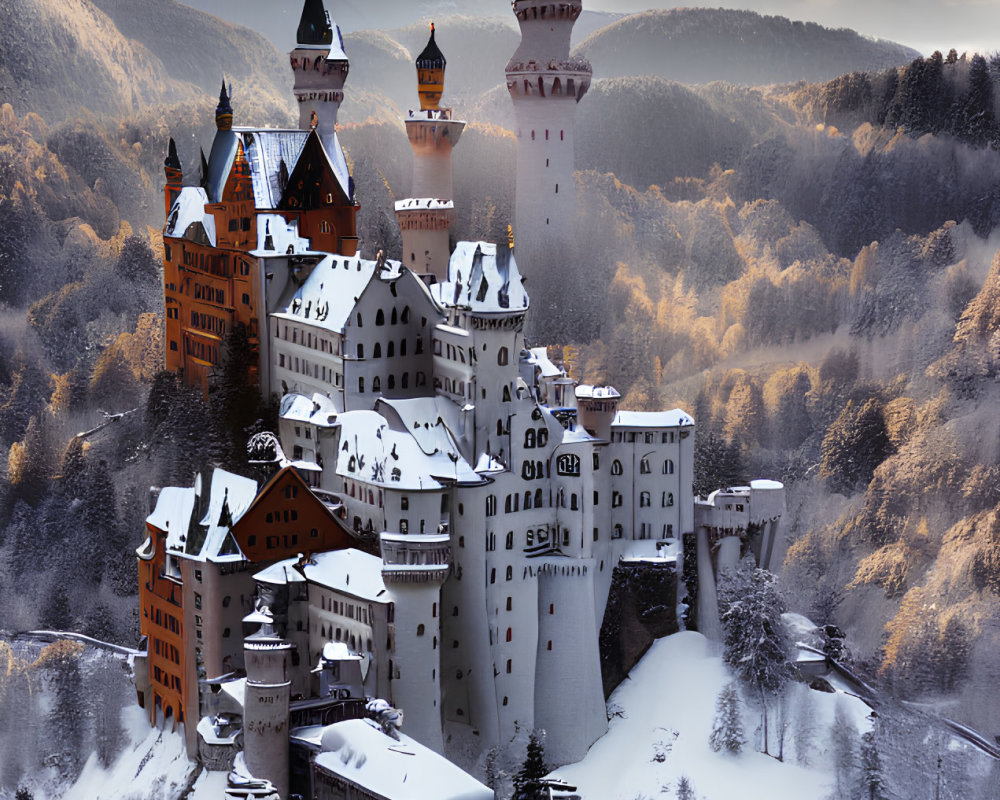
(505, 65, 591, 102)
(511, 1, 583, 24)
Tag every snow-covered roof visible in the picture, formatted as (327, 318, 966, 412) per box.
(394, 198, 455, 212)
(196, 469, 258, 562)
(374, 396, 467, 457)
(576, 384, 621, 400)
(527, 347, 564, 379)
(272, 254, 378, 335)
(256, 548, 390, 603)
(322, 641, 362, 662)
(335, 409, 479, 490)
(750, 479, 784, 491)
(250, 213, 312, 256)
(146, 487, 197, 553)
(238, 128, 309, 208)
(310, 718, 492, 800)
(431, 241, 528, 314)
(620, 538, 681, 564)
(280, 392, 342, 426)
(612, 409, 693, 428)
(164, 187, 215, 246)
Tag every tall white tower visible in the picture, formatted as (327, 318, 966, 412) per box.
(290, 0, 349, 151)
(241, 638, 292, 800)
(396, 24, 466, 283)
(505, 1, 591, 294)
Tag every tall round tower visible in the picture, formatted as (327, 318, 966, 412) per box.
(505, 1, 591, 296)
(396, 24, 466, 283)
(290, 0, 349, 150)
(242, 638, 292, 799)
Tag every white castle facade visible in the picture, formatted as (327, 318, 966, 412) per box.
(142, 1, 785, 794)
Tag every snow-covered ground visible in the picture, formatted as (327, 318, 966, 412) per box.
(548, 631, 874, 800)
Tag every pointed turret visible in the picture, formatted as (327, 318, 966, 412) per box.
(297, 0, 333, 45)
(163, 138, 182, 219)
(416, 23, 446, 111)
(290, 0, 349, 140)
(397, 22, 466, 282)
(215, 80, 233, 131)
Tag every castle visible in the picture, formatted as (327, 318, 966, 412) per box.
(135, 2, 784, 797)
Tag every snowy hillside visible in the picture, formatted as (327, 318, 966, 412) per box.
(549, 631, 873, 800)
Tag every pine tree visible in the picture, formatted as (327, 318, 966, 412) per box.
(709, 682, 746, 754)
(717, 562, 792, 755)
(859, 729, 888, 800)
(675, 775, 695, 800)
(792, 684, 817, 767)
(512, 731, 547, 800)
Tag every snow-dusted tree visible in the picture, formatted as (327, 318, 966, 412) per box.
(485, 745, 508, 800)
(709, 681, 746, 754)
(512, 730, 547, 800)
(859, 729, 888, 800)
(675, 775, 695, 800)
(717, 561, 793, 756)
(829, 699, 860, 800)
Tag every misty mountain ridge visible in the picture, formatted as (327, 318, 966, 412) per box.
(574, 8, 921, 85)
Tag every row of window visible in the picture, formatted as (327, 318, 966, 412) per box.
(357, 338, 420, 359)
(193, 283, 225, 304)
(357, 308, 422, 328)
(189, 310, 226, 337)
(277, 323, 340, 356)
(278, 352, 342, 387)
(185, 337, 219, 365)
(357, 372, 426, 394)
(153, 639, 181, 664)
(612, 431, 678, 444)
(638, 491, 674, 507)
(152, 664, 181, 692)
(610, 458, 675, 475)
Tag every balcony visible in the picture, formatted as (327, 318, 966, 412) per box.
(379, 533, 451, 584)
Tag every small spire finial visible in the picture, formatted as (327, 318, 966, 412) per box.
(216, 79, 234, 130)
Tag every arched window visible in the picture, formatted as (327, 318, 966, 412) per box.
(356, 343, 364, 359)
(640, 457, 651, 474)
(388, 374, 395, 390)
(611, 459, 623, 476)
(571, 493, 579, 510)
(640, 491, 651, 507)
(613, 524, 623, 539)
(498, 347, 509, 366)
(401, 373, 409, 389)
(505, 496, 512, 513)
(387, 341, 395, 358)
(497, 420, 504, 437)
(356, 312, 362, 327)
(417, 624, 425, 636)
(506, 627, 513, 642)
(391, 308, 398, 325)
(376, 309, 385, 326)
(373, 342, 382, 358)
(506, 531, 513, 550)
(524, 491, 532, 510)
(663, 459, 675, 475)
(358, 376, 365, 393)
(486, 495, 497, 516)
(401, 306, 410, 323)
(663, 492, 674, 507)
(503, 385, 511, 402)
(538, 428, 548, 446)
(372, 376, 381, 393)
(535, 488, 543, 507)
(524, 429, 536, 448)
(506, 566, 513, 581)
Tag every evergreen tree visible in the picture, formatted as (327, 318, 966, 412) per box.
(859, 729, 888, 800)
(42, 582, 72, 630)
(15, 787, 34, 800)
(717, 562, 792, 755)
(676, 775, 695, 800)
(512, 731, 547, 800)
(709, 681, 746, 754)
(820, 397, 893, 495)
(693, 431, 745, 497)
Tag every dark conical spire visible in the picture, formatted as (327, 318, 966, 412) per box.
(297, 0, 333, 45)
(215, 80, 234, 130)
(164, 137, 181, 172)
(416, 22, 446, 70)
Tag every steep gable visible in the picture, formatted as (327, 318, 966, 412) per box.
(231, 465, 356, 561)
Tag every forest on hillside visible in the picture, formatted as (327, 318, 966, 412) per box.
(4, 0, 1000, 795)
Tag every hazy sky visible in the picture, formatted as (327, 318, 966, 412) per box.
(183, 1, 998, 57)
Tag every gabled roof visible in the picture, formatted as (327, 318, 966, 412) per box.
(335, 409, 480, 490)
(255, 548, 388, 602)
(611, 410, 694, 428)
(279, 129, 352, 208)
(280, 392, 342, 426)
(146, 486, 197, 553)
(197, 470, 259, 562)
(165, 187, 216, 245)
(432, 241, 529, 314)
(271, 253, 378, 334)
